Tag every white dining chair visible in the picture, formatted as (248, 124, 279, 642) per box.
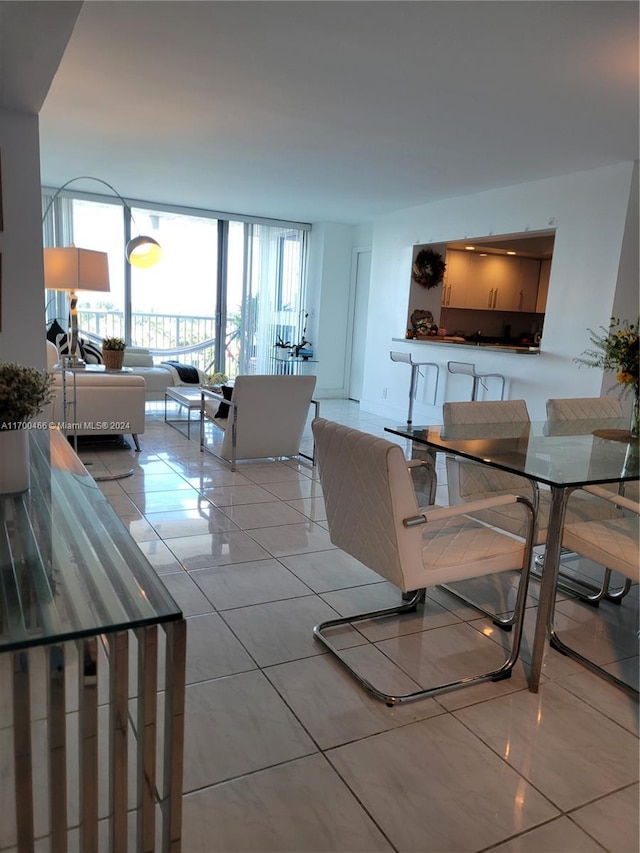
(311, 417, 535, 705)
(442, 400, 618, 618)
(550, 487, 639, 697)
(545, 396, 638, 603)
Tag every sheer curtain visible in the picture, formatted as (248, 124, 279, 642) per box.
(239, 224, 307, 375)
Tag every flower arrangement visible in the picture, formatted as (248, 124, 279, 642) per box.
(206, 371, 228, 387)
(102, 336, 127, 351)
(412, 249, 446, 290)
(576, 316, 639, 436)
(0, 362, 53, 429)
(275, 312, 313, 357)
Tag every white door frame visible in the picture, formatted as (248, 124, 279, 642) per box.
(346, 246, 372, 401)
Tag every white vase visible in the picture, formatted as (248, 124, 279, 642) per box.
(0, 428, 30, 494)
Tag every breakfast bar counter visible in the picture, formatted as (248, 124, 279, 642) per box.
(392, 337, 540, 354)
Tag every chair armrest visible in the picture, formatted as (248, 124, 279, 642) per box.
(201, 388, 226, 405)
(404, 493, 533, 527)
(200, 388, 237, 411)
(582, 485, 640, 515)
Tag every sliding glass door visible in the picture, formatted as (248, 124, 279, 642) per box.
(44, 191, 309, 379)
(130, 207, 218, 374)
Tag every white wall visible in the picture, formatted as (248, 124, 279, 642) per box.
(359, 162, 638, 423)
(0, 109, 46, 368)
(610, 161, 639, 355)
(307, 222, 356, 397)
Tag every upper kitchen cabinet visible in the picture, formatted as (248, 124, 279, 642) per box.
(442, 232, 555, 313)
(442, 250, 470, 308)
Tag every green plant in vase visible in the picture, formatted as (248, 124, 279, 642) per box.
(576, 316, 639, 437)
(0, 362, 53, 429)
(102, 336, 127, 370)
(0, 362, 53, 493)
(102, 336, 126, 351)
(205, 371, 228, 389)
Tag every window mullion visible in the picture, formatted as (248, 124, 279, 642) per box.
(216, 220, 229, 373)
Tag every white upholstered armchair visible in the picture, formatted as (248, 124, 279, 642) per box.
(200, 374, 318, 470)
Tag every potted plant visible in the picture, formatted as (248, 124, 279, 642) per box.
(576, 316, 640, 437)
(0, 362, 53, 493)
(205, 371, 228, 390)
(102, 336, 127, 370)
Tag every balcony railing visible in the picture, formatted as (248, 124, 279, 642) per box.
(79, 310, 231, 374)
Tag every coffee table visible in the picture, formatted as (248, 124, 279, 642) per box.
(164, 385, 203, 439)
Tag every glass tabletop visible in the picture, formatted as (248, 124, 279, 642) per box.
(385, 418, 639, 489)
(0, 429, 182, 652)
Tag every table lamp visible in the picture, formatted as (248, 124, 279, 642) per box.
(43, 247, 110, 366)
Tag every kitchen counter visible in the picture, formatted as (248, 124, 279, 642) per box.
(392, 337, 540, 354)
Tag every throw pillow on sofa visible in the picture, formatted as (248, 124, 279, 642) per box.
(55, 333, 104, 364)
(46, 318, 67, 344)
(81, 339, 104, 364)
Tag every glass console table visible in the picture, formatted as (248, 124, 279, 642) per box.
(271, 355, 318, 375)
(0, 429, 186, 852)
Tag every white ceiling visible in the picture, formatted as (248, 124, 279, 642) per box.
(8, 1, 640, 224)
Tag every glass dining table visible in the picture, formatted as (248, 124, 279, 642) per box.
(384, 417, 639, 692)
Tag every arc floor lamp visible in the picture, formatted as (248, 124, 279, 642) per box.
(42, 175, 162, 268)
(42, 176, 162, 364)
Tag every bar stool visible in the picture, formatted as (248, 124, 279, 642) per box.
(447, 361, 505, 401)
(390, 351, 439, 424)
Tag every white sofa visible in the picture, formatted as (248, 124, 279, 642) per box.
(46, 341, 146, 450)
(122, 347, 206, 401)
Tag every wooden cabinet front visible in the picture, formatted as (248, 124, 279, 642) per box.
(441, 250, 470, 308)
(445, 250, 541, 312)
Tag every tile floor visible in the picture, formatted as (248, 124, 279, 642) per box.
(74, 401, 639, 851)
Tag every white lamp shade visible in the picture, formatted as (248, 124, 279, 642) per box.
(43, 247, 111, 292)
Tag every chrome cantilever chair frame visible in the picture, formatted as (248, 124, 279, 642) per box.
(311, 417, 535, 706)
(390, 351, 439, 424)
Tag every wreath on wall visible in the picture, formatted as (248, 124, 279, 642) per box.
(411, 248, 446, 289)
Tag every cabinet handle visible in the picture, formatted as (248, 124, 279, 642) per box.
(446, 285, 451, 306)
(519, 290, 523, 311)
(488, 289, 493, 309)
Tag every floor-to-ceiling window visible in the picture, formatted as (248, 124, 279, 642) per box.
(69, 199, 126, 339)
(43, 190, 309, 377)
(129, 207, 218, 374)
